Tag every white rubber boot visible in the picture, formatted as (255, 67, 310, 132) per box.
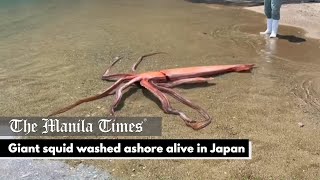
(260, 19, 272, 35)
(270, 20, 279, 38)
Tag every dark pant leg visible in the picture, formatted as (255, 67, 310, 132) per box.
(271, 0, 282, 20)
(264, 0, 272, 19)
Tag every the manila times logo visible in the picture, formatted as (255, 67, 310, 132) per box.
(8, 118, 147, 135)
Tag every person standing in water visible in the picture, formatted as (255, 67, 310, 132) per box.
(260, 0, 282, 38)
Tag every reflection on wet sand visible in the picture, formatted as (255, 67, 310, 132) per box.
(262, 37, 278, 62)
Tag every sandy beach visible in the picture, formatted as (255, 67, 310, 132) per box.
(0, 0, 320, 179)
(245, 2, 320, 39)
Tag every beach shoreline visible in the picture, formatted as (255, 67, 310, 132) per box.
(244, 2, 320, 39)
(1, 0, 320, 179)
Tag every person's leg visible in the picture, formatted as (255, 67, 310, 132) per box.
(260, 0, 273, 34)
(270, 0, 282, 38)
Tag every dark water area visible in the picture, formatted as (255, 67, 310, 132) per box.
(185, 0, 264, 6)
(0, 0, 320, 179)
(185, 0, 319, 6)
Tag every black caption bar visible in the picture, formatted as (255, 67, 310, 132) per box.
(0, 139, 251, 159)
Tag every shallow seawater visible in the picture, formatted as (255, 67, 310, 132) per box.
(0, 0, 319, 179)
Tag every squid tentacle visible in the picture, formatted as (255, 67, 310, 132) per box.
(156, 77, 214, 88)
(101, 56, 134, 81)
(140, 79, 196, 124)
(110, 77, 142, 115)
(152, 82, 211, 130)
(132, 52, 168, 72)
(103, 56, 123, 76)
(102, 52, 166, 81)
(48, 77, 132, 117)
(102, 73, 134, 81)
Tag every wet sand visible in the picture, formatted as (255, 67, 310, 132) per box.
(0, 159, 111, 179)
(0, 0, 320, 179)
